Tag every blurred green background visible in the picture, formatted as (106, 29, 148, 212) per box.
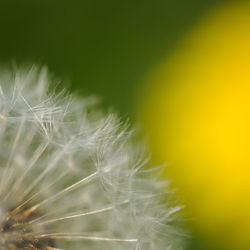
(0, 0, 227, 117)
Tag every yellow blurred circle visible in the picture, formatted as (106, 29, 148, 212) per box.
(139, 2, 250, 249)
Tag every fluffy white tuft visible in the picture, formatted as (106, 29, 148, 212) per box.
(0, 66, 183, 250)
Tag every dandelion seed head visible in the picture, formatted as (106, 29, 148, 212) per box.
(0, 66, 183, 249)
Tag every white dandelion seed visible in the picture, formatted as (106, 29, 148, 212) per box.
(0, 66, 183, 250)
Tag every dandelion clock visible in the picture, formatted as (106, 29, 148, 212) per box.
(0, 66, 182, 250)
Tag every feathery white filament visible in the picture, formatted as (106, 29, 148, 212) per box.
(0, 66, 183, 250)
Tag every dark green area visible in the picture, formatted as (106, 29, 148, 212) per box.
(0, 0, 228, 117)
